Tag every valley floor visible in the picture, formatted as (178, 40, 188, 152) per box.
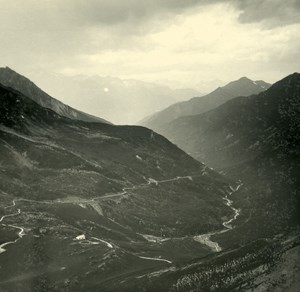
(1, 174, 299, 291)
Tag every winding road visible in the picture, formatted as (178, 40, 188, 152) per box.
(0, 201, 25, 254)
(138, 256, 172, 264)
(102, 176, 243, 262)
(0, 175, 242, 264)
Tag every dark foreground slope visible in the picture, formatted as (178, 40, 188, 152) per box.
(0, 67, 110, 124)
(142, 77, 270, 132)
(0, 83, 235, 291)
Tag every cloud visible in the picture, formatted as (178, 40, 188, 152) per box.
(1, 0, 206, 31)
(233, 0, 300, 27)
(0, 0, 299, 93)
(70, 0, 203, 26)
(39, 0, 300, 29)
(0, 0, 205, 57)
(58, 4, 299, 83)
(1, 0, 300, 36)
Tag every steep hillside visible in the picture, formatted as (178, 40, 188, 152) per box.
(0, 67, 110, 124)
(142, 77, 270, 132)
(161, 73, 300, 241)
(0, 83, 234, 291)
(163, 73, 300, 171)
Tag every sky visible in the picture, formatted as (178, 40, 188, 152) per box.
(1, 0, 300, 92)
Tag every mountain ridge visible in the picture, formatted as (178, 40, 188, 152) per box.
(162, 72, 299, 167)
(141, 76, 271, 131)
(0, 67, 111, 124)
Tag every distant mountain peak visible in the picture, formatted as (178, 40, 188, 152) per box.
(224, 77, 271, 88)
(237, 76, 252, 81)
(220, 76, 271, 95)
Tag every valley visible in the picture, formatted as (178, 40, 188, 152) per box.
(0, 81, 235, 291)
(0, 72, 299, 291)
(0, 174, 242, 291)
(1, 0, 300, 290)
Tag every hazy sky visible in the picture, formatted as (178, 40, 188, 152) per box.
(1, 0, 300, 90)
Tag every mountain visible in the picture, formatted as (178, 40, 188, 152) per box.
(0, 67, 110, 124)
(119, 74, 300, 292)
(1, 75, 299, 292)
(162, 73, 300, 170)
(141, 77, 271, 132)
(27, 70, 203, 125)
(160, 73, 300, 241)
(0, 83, 234, 291)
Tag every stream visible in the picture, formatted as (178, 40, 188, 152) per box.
(193, 184, 242, 252)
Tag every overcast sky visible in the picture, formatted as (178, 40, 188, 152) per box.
(1, 0, 300, 91)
